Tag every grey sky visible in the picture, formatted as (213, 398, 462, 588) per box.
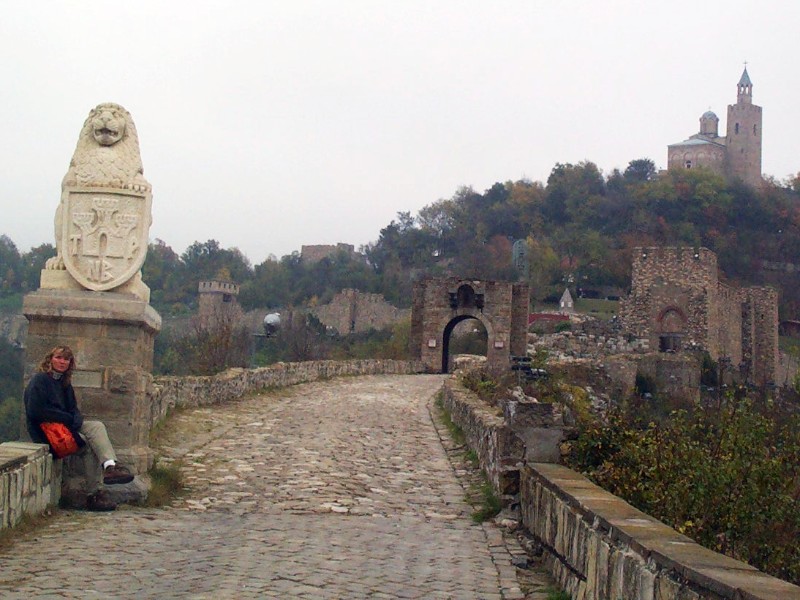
(1, 1, 798, 264)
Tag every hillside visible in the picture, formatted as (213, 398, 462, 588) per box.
(1, 159, 799, 321)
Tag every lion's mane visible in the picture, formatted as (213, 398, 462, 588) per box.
(62, 102, 150, 192)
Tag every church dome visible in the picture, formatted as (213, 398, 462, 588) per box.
(699, 110, 719, 136)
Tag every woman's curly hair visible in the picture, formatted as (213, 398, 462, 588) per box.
(39, 345, 76, 386)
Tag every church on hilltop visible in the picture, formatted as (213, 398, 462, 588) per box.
(667, 67, 762, 187)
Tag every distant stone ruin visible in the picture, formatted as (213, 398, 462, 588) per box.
(197, 280, 243, 329)
(300, 243, 359, 264)
(309, 289, 409, 335)
(619, 246, 778, 386)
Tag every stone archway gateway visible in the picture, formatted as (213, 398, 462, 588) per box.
(411, 277, 529, 373)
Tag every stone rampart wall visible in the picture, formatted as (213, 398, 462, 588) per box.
(744, 286, 779, 385)
(149, 359, 424, 430)
(521, 463, 800, 600)
(0, 442, 61, 532)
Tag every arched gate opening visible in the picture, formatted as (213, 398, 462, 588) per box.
(441, 315, 488, 373)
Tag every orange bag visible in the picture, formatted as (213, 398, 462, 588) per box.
(40, 422, 79, 458)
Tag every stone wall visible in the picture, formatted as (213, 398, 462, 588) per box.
(636, 353, 700, 404)
(520, 463, 800, 600)
(308, 289, 410, 335)
(531, 329, 700, 404)
(0, 314, 28, 348)
(197, 280, 243, 330)
(149, 359, 424, 431)
(439, 379, 524, 499)
(619, 247, 718, 353)
(777, 351, 799, 388)
(0, 442, 60, 531)
(530, 330, 650, 359)
(441, 380, 800, 599)
(741, 286, 779, 386)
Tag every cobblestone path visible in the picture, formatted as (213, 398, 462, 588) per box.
(0, 375, 555, 599)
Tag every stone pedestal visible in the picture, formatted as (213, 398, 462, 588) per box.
(23, 288, 161, 505)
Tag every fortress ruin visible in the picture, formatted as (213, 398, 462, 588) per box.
(619, 246, 778, 386)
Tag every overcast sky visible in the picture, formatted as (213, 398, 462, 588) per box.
(1, 1, 798, 264)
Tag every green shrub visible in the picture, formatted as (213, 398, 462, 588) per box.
(701, 352, 719, 387)
(567, 395, 800, 584)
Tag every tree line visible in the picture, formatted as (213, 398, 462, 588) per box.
(2, 159, 799, 319)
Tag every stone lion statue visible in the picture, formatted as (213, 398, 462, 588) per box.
(46, 102, 151, 270)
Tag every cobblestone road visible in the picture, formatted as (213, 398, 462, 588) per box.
(0, 375, 555, 599)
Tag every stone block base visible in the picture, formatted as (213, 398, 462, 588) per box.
(61, 450, 149, 508)
(23, 288, 161, 505)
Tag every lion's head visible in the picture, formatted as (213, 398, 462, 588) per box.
(90, 104, 127, 146)
(63, 102, 150, 192)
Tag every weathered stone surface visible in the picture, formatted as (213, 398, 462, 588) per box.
(520, 463, 800, 600)
(618, 246, 778, 386)
(0, 442, 59, 531)
(0, 375, 555, 598)
(411, 277, 528, 373)
(23, 288, 161, 505)
(43, 103, 152, 299)
(439, 378, 523, 500)
(309, 288, 410, 334)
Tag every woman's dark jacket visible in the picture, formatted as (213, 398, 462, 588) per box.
(24, 371, 86, 449)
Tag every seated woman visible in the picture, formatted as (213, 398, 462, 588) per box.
(24, 345, 134, 511)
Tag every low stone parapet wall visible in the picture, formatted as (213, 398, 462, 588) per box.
(439, 378, 524, 498)
(439, 381, 800, 599)
(0, 442, 60, 531)
(520, 463, 800, 600)
(150, 359, 424, 429)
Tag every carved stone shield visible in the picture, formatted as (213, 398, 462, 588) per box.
(61, 188, 152, 291)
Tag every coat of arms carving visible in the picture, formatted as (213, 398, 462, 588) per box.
(61, 188, 152, 291)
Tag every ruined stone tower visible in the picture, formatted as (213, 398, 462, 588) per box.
(197, 280, 243, 329)
(618, 247, 778, 386)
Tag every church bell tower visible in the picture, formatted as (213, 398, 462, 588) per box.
(725, 66, 762, 187)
